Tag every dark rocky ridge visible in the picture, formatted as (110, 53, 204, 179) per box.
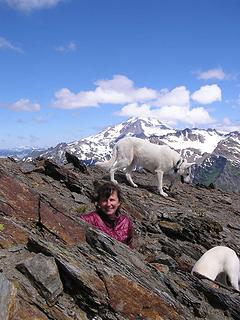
(191, 131, 240, 192)
(192, 155, 240, 193)
(0, 156, 240, 320)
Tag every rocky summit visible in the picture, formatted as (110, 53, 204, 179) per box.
(0, 155, 240, 320)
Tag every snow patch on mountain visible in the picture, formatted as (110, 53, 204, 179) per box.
(22, 117, 239, 170)
(160, 129, 224, 155)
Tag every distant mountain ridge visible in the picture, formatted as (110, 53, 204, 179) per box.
(20, 117, 240, 192)
(0, 146, 46, 160)
(23, 117, 226, 163)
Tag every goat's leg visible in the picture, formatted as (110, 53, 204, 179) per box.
(156, 170, 168, 197)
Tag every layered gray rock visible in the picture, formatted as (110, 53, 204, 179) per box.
(0, 273, 17, 320)
(0, 157, 240, 319)
(16, 253, 63, 306)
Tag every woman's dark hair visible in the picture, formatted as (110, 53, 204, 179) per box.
(94, 181, 122, 203)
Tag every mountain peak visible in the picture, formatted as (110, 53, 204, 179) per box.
(21, 117, 238, 169)
(125, 116, 172, 129)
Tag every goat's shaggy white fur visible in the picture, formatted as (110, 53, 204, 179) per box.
(96, 137, 193, 197)
(191, 246, 240, 291)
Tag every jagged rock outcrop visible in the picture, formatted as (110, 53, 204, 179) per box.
(65, 151, 89, 174)
(0, 157, 240, 319)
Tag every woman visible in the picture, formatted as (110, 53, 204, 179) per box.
(80, 182, 133, 247)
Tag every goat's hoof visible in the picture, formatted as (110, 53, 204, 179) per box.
(160, 191, 168, 197)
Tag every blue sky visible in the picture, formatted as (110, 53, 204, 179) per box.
(0, 0, 240, 148)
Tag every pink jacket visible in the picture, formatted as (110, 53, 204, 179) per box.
(80, 210, 133, 247)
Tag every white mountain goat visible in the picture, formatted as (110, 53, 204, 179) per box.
(96, 137, 193, 197)
(191, 246, 240, 291)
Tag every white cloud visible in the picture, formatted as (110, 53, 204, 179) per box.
(55, 41, 77, 53)
(196, 68, 227, 80)
(154, 86, 190, 107)
(182, 107, 214, 125)
(8, 98, 40, 112)
(53, 74, 222, 127)
(53, 75, 157, 109)
(3, 0, 63, 12)
(0, 36, 23, 53)
(116, 86, 212, 127)
(54, 88, 99, 108)
(116, 103, 152, 118)
(95, 75, 134, 91)
(191, 84, 221, 105)
(117, 103, 214, 126)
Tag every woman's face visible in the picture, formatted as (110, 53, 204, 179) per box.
(98, 191, 120, 219)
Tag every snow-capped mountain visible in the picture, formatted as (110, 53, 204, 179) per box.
(23, 117, 227, 165)
(149, 127, 226, 163)
(22, 117, 240, 192)
(23, 117, 174, 164)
